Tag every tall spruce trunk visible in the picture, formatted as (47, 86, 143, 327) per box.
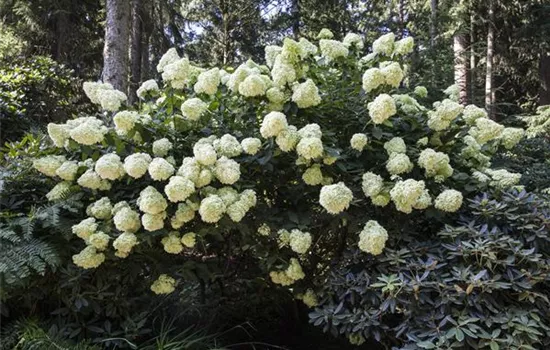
(539, 53, 550, 106)
(430, 0, 437, 47)
(141, 0, 153, 81)
(129, 0, 143, 104)
(470, 12, 476, 103)
(485, 0, 495, 118)
(103, 0, 130, 92)
(291, 0, 300, 39)
(454, 33, 469, 105)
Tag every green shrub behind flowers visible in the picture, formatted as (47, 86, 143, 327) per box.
(35, 29, 530, 347)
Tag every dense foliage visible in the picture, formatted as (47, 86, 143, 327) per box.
(6, 28, 540, 349)
(312, 189, 550, 349)
(0, 57, 90, 143)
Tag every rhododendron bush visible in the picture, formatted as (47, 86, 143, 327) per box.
(35, 30, 528, 346)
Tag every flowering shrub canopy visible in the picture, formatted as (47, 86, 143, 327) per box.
(36, 29, 527, 346)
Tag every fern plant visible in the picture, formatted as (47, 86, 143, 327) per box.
(0, 198, 81, 298)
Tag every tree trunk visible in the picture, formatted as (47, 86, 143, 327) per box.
(469, 12, 476, 103)
(291, 0, 300, 39)
(129, 0, 143, 104)
(454, 33, 469, 105)
(103, 0, 130, 92)
(53, 9, 68, 62)
(430, 0, 437, 47)
(539, 53, 550, 105)
(141, 0, 153, 80)
(485, 0, 495, 118)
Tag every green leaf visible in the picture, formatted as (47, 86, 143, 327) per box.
(455, 328, 465, 342)
(417, 341, 436, 349)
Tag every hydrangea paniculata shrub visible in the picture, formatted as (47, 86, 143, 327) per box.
(36, 29, 528, 348)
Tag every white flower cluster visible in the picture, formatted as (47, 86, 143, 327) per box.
(296, 132, 324, 160)
(297, 289, 318, 308)
(444, 84, 460, 102)
(124, 153, 152, 178)
(343, 33, 364, 50)
(70, 117, 111, 145)
(161, 54, 193, 89)
(389, 179, 428, 213)
(289, 229, 312, 254)
(73, 246, 105, 269)
(181, 97, 208, 121)
(319, 39, 349, 62)
(500, 128, 525, 150)
(113, 205, 141, 233)
(462, 104, 487, 125)
(394, 37, 414, 55)
(33, 155, 66, 177)
(434, 189, 463, 212)
(113, 111, 139, 136)
(361, 172, 385, 201)
(113, 232, 138, 258)
(72, 217, 98, 240)
(381, 62, 404, 88)
(319, 182, 353, 214)
(418, 148, 453, 182)
(302, 164, 323, 186)
(362, 68, 385, 93)
(164, 176, 195, 202)
(83, 82, 127, 111)
(77, 169, 111, 190)
(142, 211, 166, 231)
(241, 137, 262, 155)
(275, 125, 299, 152)
(148, 157, 175, 181)
(260, 111, 288, 138)
(358, 220, 388, 255)
(47, 117, 109, 147)
(181, 232, 196, 247)
(95, 153, 125, 180)
(152, 138, 173, 157)
(257, 223, 271, 236)
(214, 156, 241, 184)
(194, 68, 220, 95)
(136, 79, 159, 100)
(88, 232, 110, 251)
(460, 136, 491, 169)
(372, 33, 395, 55)
(292, 79, 321, 108)
(199, 188, 257, 224)
(317, 28, 334, 39)
(239, 74, 269, 97)
(171, 200, 199, 229)
(270, 258, 305, 286)
(138, 186, 168, 214)
(383, 137, 412, 175)
(368, 94, 397, 124)
(88, 197, 112, 219)
(386, 153, 413, 175)
(213, 134, 243, 158)
(265, 45, 283, 68)
(350, 133, 368, 152)
(485, 169, 522, 189)
(413, 86, 428, 98)
(161, 232, 183, 254)
(427, 99, 463, 131)
(469, 118, 504, 145)
(150, 274, 176, 294)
